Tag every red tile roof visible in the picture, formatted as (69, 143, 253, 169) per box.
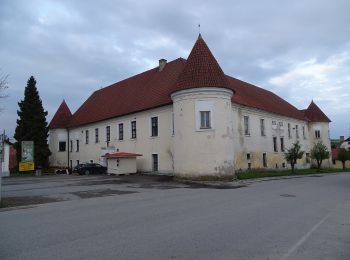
(301, 101, 331, 122)
(52, 36, 331, 128)
(227, 76, 306, 120)
(102, 152, 143, 158)
(174, 34, 230, 92)
(49, 100, 72, 129)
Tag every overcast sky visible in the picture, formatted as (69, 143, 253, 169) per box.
(1, 0, 349, 139)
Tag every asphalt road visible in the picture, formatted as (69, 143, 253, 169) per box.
(1, 173, 350, 260)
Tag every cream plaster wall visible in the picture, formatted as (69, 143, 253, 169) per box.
(61, 105, 175, 174)
(49, 128, 69, 167)
(232, 103, 311, 170)
(171, 88, 235, 178)
(308, 122, 332, 168)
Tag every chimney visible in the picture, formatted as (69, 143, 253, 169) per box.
(159, 59, 167, 72)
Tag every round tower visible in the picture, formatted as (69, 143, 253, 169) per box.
(171, 35, 235, 180)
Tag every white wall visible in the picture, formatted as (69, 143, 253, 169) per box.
(107, 157, 137, 175)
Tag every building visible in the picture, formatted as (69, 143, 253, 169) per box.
(0, 139, 11, 177)
(48, 35, 332, 179)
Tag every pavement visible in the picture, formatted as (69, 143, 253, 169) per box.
(0, 172, 350, 259)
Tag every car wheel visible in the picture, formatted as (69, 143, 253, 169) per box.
(85, 170, 90, 175)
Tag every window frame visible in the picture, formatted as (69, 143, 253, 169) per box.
(273, 137, 278, 152)
(131, 120, 137, 139)
(76, 139, 79, 152)
(151, 116, 159, 137)
(106, 126, 111, 142)
(85, 130, 89, 144)
(58, 141, 66, 152)
(95, 128, 99, 143)
(260, 118, 265, 136)
(244, 115, 250, 136)
(118, 123, 124, 140)
(200, 111, 211, 129)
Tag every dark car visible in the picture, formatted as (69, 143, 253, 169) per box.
(73, 163, 107, 175)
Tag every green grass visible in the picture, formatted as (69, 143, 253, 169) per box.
(236, 168, 349, 180)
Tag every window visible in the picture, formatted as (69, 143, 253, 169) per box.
(315, 130, 321, 139)
(296, 125, 299, 139)
(90, 160, 93, 163)
(95, 128, 99, 143)
(302, 126, 306, 139)
(273, 137, 278, 152)
(282, 162, 286, 168)
(200, 111, 211, 129)
(85, 130, 89, 144)
(152, 154, 158, 172)
(278, 121, 284, 129)
(76, 160, 79, 166)
(306, 153, 311, 163)
(106, 126, 110, 142)
(131, 121, 137, 139)
(118, 123, 124, 140)
(260, 119, 265, 136)
(288, 123, 291, 138)
(76, 140, 79, 152)
(248, 162, 251, 170)
(59, 141, 66, 152)
(171, 112, 175, 135)
(151, 117, 158, 136)
(70, 140, 73, 152)
(272, 120, 277, 129)
(244, 116, 250, 135)
(263, 153, 267, 167)
(246, 153, 251, 160)
(280, 137, 285, 152)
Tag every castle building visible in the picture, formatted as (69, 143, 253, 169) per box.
(48, 35, 332, 178)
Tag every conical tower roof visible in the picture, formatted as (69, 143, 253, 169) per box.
(49, 100, 72, 129)
(174, 35, 230, 92)
(303, 100, 331, 122)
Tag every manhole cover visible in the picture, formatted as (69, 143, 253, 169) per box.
(280, 194, 296, 198)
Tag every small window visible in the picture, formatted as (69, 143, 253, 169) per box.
(76, 160, 79, 166)
(131, 121, 137, 139)
(151, 117, 158, 136)
(90, 160, 93, 163)
(152, 154, 158, 172)
(296, 125, 299, 139)
(263, 153, 267, 167)
(171, 112, 175, 135)
(260, 118, 265, 136)
(76, 140, 79, 152)
(315, 130, 321, 139)
(85, 130, 89, 144)
(273, 137, 278, 152)
(246, 153, 251, 160)
(278, 121, 284, 129)
(302, 126, 306, 139)
(248, 162, 251, 170)
(282, 162, 286, 168)
(272, 120, 277, 129)
(95, 128, 99, 143)
(70, 140, 73, 152)
(280, 137, 285, 152)
(244, 116, 250, 135)
(118, 123, 124, 140)
(106, 126, 110, 142)
(306, 153, 311, 163)
(288, 123, 291, 138)
(200, 111, 211, 129)
(59, 141, 66, 152)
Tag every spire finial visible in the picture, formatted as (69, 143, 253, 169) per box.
(198, 24, 201, 37)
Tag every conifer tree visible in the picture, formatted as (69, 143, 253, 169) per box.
(14, 76, 51, 168)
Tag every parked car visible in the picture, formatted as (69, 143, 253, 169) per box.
(73, 163, 107, 175)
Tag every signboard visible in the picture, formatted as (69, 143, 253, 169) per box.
(21, 141, 34, 162)
(19, 161, 35, 171)
(20, 141, 34, 171)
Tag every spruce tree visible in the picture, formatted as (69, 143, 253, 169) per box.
(14, 76, 51, 168)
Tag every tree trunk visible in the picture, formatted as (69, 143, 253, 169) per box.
(291, 163, 295, 174)
(317, 160, 322, 172)
(342, 161, 345, 170)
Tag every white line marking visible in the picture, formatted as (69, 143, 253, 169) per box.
(281, 211, 332, 260)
